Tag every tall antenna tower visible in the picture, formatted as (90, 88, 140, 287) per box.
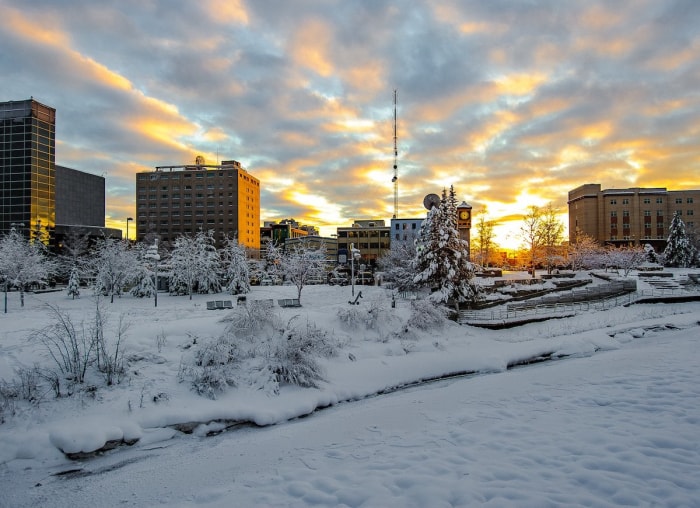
(391, 89, 398, 219)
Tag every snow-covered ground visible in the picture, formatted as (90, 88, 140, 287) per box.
(1, 274, 699, 507)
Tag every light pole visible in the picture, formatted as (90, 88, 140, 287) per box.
(350, 243, 361, 297)
(145, 240, 160, 307)
(126, 217, 133, 243)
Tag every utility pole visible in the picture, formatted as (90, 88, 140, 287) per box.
(391, 89, 398, 219)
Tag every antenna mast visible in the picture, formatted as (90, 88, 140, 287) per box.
(391, 89, 398, 219)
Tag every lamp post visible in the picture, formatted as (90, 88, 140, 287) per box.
(126, 217, 133, 243)
(145, 240, 160, 307)
(350, 243, 361, 297)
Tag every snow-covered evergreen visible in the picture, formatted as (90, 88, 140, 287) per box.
(664, 211, 697, 267)
(66, 268, 81, 299)
(413, 186, 477, 308)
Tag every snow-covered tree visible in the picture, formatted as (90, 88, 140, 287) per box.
(377, 242, 419, 292)
(663, 211, 697, 267)
(568, 230, 604, 270)
(279, 240, 327, 304)
(413, 186, 478, 309)
(67, 268, 81, 299)
(0, 228, 57, 307)
(90, 237, 138, 303)
(263, 239, 283, 278)
(222, 235, 250, 295)
(129, 243, 156, 298)
(169, 230, 221, 299)
(604, 245, 646, 276)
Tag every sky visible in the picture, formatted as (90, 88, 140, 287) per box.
(2, 0, 699, 249)
(1, 277, 699, 506)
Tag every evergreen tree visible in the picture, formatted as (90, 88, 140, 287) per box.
(67, 268, 81, 299)
(413, 186, 478, 309)
(664, 211, 697, 267)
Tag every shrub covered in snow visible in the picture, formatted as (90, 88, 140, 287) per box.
(265, 318, 333, 389)
(178, 335, 241, 399)
(406, 300, 449, 331)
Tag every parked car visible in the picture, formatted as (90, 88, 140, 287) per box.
(328, 276, 348, 286)
(307, 277, 325, 285)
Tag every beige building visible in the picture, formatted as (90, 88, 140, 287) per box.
(136, 160, 260, 250)
(337, 219, 391, 268)
(568, 184, 700, 251)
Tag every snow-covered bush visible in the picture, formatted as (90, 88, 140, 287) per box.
(406, 300, 449, 331)
(222, 301, 280, 340)
(266, 318, 331, 389)
(178, 336, 241, 399)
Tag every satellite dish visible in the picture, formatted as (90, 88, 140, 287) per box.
(423, 193, 440, 210)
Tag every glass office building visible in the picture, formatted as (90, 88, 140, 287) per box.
(0, 99, 56, 243)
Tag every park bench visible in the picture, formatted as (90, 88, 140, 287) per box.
(277, 298, 301, 308)
(207, 300, 233, 310)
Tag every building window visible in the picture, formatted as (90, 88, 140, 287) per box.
(675, 198, 683, 204)
(610, 199, 617, 205)
(644, 210, 651, 216)
(623, 210, 630, 217)
(688, 210, 694, 216)
(610, 211, 617, 217)
(656, 197, 663, 204)
(657, 210, 664, 216)
(687, 197, 694, 204)
(622, 198, 629, 205)
(643, 198, 651, 204)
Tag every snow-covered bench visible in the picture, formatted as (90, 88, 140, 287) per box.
(277, 298, 301, 308)
(207, 300, 233, 310)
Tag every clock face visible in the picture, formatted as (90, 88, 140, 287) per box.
(459, 210, 470, 220)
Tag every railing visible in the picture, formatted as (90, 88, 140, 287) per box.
(460, 286, 700, 325)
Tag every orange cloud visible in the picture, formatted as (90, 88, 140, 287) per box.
(289, 18, 334, 77)
(203, 0, 249, 25)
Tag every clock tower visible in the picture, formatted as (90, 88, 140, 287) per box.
(456, 201, 473, 259)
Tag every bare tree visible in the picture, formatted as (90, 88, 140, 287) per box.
(539, 203, 565, 274)
(472, 213, 496, 268)
(520, 205, 543, 278)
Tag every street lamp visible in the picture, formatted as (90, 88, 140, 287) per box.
(145, 240, 160, 307)
(126, 217, 133, 243)
(350, 243, 361, 297)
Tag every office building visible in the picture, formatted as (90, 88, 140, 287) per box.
(336, 219, 391, 268)
(0, 98, 56, 242)
(136, 160, 260, 250)
(568, 184, 700, 251)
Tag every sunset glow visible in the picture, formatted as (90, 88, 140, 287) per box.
(1, 1, 698, 248)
